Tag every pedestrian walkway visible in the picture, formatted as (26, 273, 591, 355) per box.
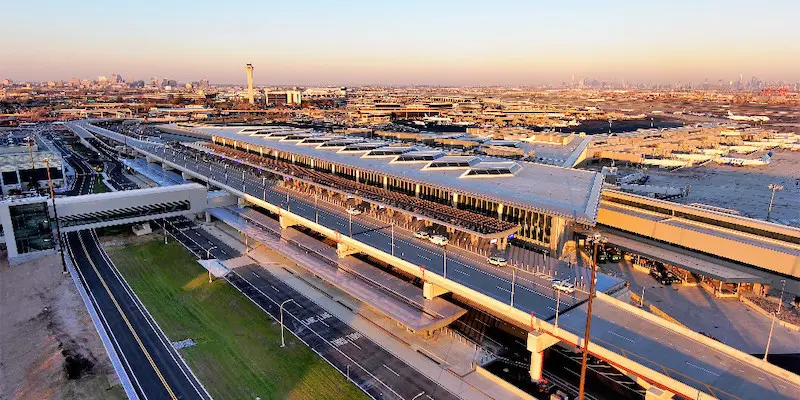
(201, 221, 530, 400)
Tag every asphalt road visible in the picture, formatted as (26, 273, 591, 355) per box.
(159, 214, 460, 400)
(82, 122, 800, 400)
(151, 143, 589, 322)
(66, 229, 210, 400)
(59, 125, 211, 400)
(230, 265, 460, 400)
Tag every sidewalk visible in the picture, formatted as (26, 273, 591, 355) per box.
(201, 221, 530, 400)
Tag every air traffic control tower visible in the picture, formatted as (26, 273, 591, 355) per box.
(245, 63, 255, 104)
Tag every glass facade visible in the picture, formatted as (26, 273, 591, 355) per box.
(9, 202, 55, 254)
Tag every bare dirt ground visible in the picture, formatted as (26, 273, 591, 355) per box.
(0, 253, 125, 400)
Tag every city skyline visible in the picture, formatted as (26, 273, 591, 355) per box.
(3, 0, 800, 85)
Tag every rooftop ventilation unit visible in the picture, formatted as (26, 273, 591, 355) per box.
(338, 142, 387, 153)
(281, 133, 319, 142)
(362, 146, 416, 158)
(298, 136, 343, 146)
(422, 156, 481, 170)
(461, 162, 523, 178)
(391, 150, 446, 163)
(316, 138, 365, 149)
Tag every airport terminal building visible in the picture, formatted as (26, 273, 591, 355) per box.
(188, 125, 604, 255)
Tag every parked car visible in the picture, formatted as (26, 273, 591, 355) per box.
(552, 280, 575, 293)
(345, 207, 362, 216)
(607, 248, 622, 262)
(429, 235, 449, 246)
(487, 255, 507, 266)
(414, 230, 430, 239)
(597, 250, 608, 263)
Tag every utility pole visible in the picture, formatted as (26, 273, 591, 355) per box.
(45, 159, 67, 274)
(767, 184, 783, 221)
(579, 233, 602, 400)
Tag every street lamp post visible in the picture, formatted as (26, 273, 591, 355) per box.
(391, 222, 395, 256)
(443, 245, 447, 279)
(349, 212, 353, 238)
(510, 267, 516, 307)
(767, 184, 784, 221)
(206, 246, 216, 260)
(45, 159, 67, 274)
(554, 288, 561, 329)
(280, 299, 296, 347)
(764, 279, 787, 360)
(579, 233, 603, 400)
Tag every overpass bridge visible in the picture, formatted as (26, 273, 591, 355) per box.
(0, 183, 207, 263)
(77, 120, 800, 400)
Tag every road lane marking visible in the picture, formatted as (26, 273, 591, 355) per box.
(77, 233, 178, 400)
(685, 362, 721, 377)
(383, 364, 400, 377)
(496, 285, 511, 293)
(454, 268, 470, 276)
(608, 331, 636, 343)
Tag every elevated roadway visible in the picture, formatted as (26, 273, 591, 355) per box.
(82, 121, 800, 400)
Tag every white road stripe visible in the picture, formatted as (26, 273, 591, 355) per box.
(383, 364, 400, 377)
(608, 331, 636, 343)
(685, 362, 721, 377)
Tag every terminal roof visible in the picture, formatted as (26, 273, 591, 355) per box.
(185, 125, 604, 224)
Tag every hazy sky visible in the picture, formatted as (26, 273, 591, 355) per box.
(3, 0, 799, 85)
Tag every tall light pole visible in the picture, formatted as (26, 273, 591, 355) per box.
(443, 245, 447, 279)
(45, 159, 67, 274)
(766, 184, 783, 221)
(510, 267, 516, 307)
(764, 279, 786, 360)
(280, 298, 296, 347)
(554, 288, 561, 329)
(579, 233, 602, 400)
(390, 222, 395, 256)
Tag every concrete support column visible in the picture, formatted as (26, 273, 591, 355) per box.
(205, 211, 211, 223)
(415, 184, 420, 197)
(423, 282, 450, 299)
(452, 192, 458, 207)
(383, 175, 388, 189)
(497, 203, 504, 219)
(146, 155, 158, 163)
(181, 171, 193, 181)
(645, 387, 674, 400)
(279, 215, 298, 230)
(470, 234, 479, 246)
(336, 242, 358, 258)
(496, 236, 508, 251)
(237, 197, 249, 208)
(527, 331, 560, 382)
(355, 170, 360, 183)
(310, 159, 315, 169)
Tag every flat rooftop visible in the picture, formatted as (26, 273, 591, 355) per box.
(180, 125, 604, 224)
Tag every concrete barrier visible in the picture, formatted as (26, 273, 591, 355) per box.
(474, 365, 534, 400)
(739, 295, 800, 332)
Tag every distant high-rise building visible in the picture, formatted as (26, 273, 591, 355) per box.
(98, 76, 108, 83)
(245, 63, 255, 104)
(199, 79, 209, 89)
